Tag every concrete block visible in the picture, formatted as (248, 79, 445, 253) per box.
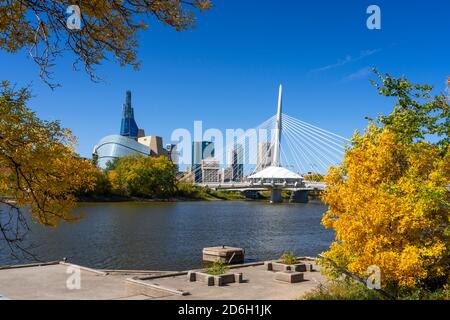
(194, 272, 215, 286)
(234, 273, 243, 283)
(289, 264, 307, 272)
(206, 276, 215, 286)
(264, 262, 273, 271)
(202, 246, 245, 264)
(215, 273, 237, 286)
(187, 271, 196, 282)
(306, 263, 314, 272)
(272, 262, 307, 272)
(275, 271, 304, 283)
(189, 271, 244, 286)
(214, 276, 223, 287)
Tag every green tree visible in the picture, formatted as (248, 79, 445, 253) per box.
(371, 69, 449, 149)
(108, 154, 177, 198)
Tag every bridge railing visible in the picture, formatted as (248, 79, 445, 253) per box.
(195, 180, 326, 191)
(303, 181, 327, 189)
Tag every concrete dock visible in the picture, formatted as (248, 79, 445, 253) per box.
(202, 246, 245, 264)
(0, 259, 326, 300)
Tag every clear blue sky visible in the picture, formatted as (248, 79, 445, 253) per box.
(0, 0, 449, 158)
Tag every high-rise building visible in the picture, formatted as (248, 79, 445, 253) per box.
(228, 144, 244, 182)
(201, 158, 220, 183)
(192, 141, 215, 183)
(257, 142, 273, 170)
(120, 91, 140, 139)
(222, 167, 233, 182)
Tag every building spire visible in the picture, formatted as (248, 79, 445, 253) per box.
(120, 90, 139, 139)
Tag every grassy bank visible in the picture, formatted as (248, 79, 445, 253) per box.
(77, 183, 246, 202)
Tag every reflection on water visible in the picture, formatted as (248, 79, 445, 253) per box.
(0, 200, 334, 271)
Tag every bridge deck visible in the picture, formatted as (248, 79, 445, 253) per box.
(196, 181, 326, 191)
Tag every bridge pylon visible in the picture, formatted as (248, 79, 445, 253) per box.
(248, 85, 306, 203)
(270, 84, 284, 203)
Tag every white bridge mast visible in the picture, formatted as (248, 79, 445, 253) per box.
(272, 84, 283, 167)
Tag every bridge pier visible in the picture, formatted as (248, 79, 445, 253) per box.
(289, 190, 309, 203)
(270, 189, 283, 204)
(241, 190, 262, 200)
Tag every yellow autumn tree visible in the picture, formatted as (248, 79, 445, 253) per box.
(320, 71, 449, 297)
(0, 81, 98, 251)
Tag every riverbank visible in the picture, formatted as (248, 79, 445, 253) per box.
(76, 191, 248, 203)
(76, 186, 252, 203)
(76, 188, 314, 203)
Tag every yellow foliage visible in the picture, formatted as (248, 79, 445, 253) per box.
(1, 82, 98, 228)
(0, 0, 212, 86)
(303, 173, 324, 182)
(321, 126, 449, 291)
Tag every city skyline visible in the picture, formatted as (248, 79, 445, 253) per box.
(0, 0, 448, 303)
(0, 1, 449, 158)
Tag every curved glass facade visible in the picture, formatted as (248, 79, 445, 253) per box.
(94, 135, 150, 168)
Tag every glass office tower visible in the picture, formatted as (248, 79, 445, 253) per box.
(192, 141, 215, 183)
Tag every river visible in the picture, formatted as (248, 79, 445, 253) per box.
(0, 200, 334, 271)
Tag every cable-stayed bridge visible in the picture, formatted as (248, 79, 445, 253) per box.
(189, 85, 350, 203)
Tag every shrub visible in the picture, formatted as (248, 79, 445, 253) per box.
(280, 252, 298, 265)
(304, 279, 383, 300)
(206, 261, 229, 275)
(176, 182, 210, 200)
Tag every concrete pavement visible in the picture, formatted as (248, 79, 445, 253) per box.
(0, 259, 325, 300)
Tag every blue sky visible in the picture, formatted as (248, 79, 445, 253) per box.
(0, 0, 449, 158)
